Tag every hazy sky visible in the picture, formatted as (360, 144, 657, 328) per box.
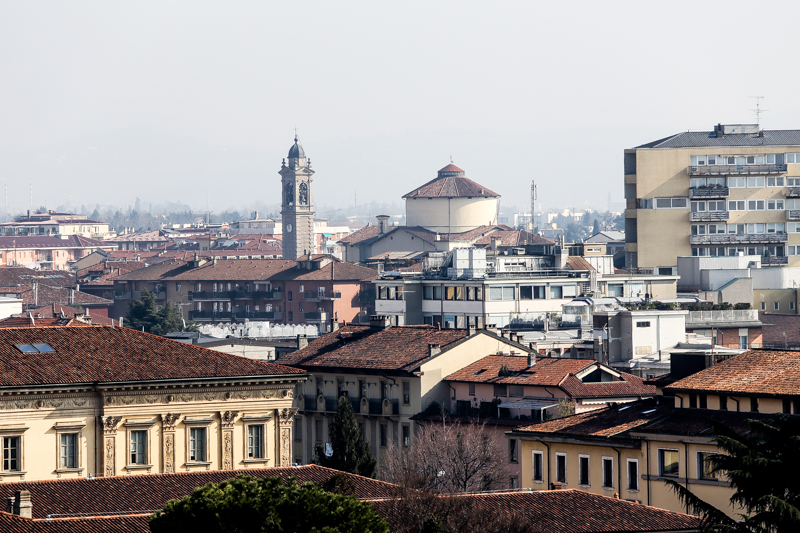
(2, 1, 800, 216)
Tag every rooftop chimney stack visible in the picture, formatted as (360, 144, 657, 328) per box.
(369, 315, 391, 331)
(13, 490, 31, 518)
(377, 215, 390, 234)
(297, 334, 308, 350)
(428, 343, 441, 357)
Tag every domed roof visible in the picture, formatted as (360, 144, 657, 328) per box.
(403, 162, 500, 199)
(437, 163, 465, 177)
(288, 136, 305, 159)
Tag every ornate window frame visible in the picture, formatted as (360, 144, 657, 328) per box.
(184, 417, 213, 468)
(53, 422, 86, 475)
(242, 414, 272, 465)
(124, 419, 156, 473)
(0, 425, 28, 477)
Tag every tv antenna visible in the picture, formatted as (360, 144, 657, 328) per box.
(749, 96, 767, 127)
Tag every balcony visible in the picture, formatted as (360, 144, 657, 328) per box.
(190, 291, 228, 300)
(690, 211, 729, 222)
(188, 310, 233, 320)
(689, 164, 787, 176)
(251, 289, 283, 300)
(304, 291, 342, 301)
(763, 255, 789, 266)
(303, 311, 328, 322)
(689, 186, 729, 199)
(786, 210, 800, 220)
(302, 395, 399, 416)
(234, 311, 283, 321)
(113, 291, 132, 299)
(690, 232, 788, 245)
(686, 309, 759, 325)
(787, 187, 800, 198)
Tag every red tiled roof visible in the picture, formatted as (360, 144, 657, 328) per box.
(473, 229, 554, 247)
(279, 325, 472, 373)
(0, 511, 150, 533)
(76, 262, 145, 286)
(0, 326, 305, 387)
(560, 373, 656, 399)
(337, 225, 381, 245)
(0, 236, 116, 249)
(666, 348, 800, 395)
(0, 317, 91, 328)
(16, 304, 114, 326)
(0, 285, 113, 308)
(165, 259, 298, 281)
(0, 267, 73, 288)
(403, 171, 499, 199)
(565, 256, 595, 271)
(269, 261, 378, 282)
(0, 465, 395, 520)
(372, 489, 702, 533)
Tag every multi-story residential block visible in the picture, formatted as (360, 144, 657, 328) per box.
(112, 256, 377, 330)
(0, 211, 113, 240)
(278, 317, 531, 467)
(0, 325, 305, 482)
(374, 247, 678, 328)
(625, 123, 800, 272)
(509, 347, 800, 516)
(0, 236, 117, 270)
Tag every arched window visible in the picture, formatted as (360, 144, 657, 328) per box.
(299, 182, 308, 205)
(285, 182, 294, 206)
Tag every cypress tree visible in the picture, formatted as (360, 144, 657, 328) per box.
(316, 397, 377, 478)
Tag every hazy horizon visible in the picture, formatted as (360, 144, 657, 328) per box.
(3, 1, 800, 215)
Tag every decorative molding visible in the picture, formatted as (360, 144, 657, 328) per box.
(161, 413, 181, 431)
(220, 411, 239, 429)
(280, 427, 291, 466)
(278, 408, 298, 425)
(101, 416, 122, 435)
(222, 431, 233, 470)
(163, 433, 175, 473)
(104, 437, 115, 477)
(0, 395, 96, 411)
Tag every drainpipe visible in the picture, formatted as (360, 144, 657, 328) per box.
(682, 440, 690, 514)
(646, 441, 651, 506)
(543, 441, 551, 489)
(731, 397, 740, 413)
(611, 446, 622, 496)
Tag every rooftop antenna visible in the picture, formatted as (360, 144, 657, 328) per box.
(530, 181, 537, 233)
(750, 96, 767, 128)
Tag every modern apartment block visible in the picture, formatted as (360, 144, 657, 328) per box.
(625, 123, 800, 272)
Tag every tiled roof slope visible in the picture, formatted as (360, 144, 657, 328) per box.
(666, 349, 800, 395)
(372, 489, 702, 533)
(0, 326, 304, 387)
(269, 261, 378, 282)
(636, 129, 800, 149)
(446, 356, 655, 399)
(0, 317, 91, 328)
(403, 175, 499, 199)
(0, 512, 150, 533)
(0, 285, 113, 308)
(565, 256, 595, 271)
(279, 325, 471, 372)
(0, 267, 73, 288)
(0, 465, 395, 519)
(166, 259, 298, 281)
(0, 236, 115, 249)
(473, 230, 554, 246)
(337, 225, 381, 245)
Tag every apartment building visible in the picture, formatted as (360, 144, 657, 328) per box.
(0, 325, 305, 482)
(0, 211, 113, 240)
(625, 123, 800, 272)
(112, 256, 377, 330)
(0, 236, 118, 270)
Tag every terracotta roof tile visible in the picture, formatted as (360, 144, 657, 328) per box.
(0, 285, 112, 308)
(279, 325, 471, 373)
(0, 326, 304, 387)
(0, 317, 91, 328)
(0, 267, 73, 288)
(403, 173, 499, 199)
(338, 225, 381, 245)
(473, 229, 554, 247)
(0, 236, 115, 249)
(666, 348, 800, 395)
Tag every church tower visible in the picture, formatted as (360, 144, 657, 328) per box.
(279, 135, 315, 259)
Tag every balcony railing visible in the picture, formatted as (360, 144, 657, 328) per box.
(303, 312, 328, 321)
(689, 186, 729, 198)
(786, 210, 800, 220)
(303, 291, 342, 301)
(690, 232, 788, 245)
(252, 290, 283, 300)
(190, 291, 227, 300)
(188, 310, 232, 320)
(113, 291, 132, 299)
(191, 289, 283, 301)
(762, 255, 789, 266)
(234, 311, 283, 320)
(690, 211, 729, 222)
(689, 164, 787, 176)
(687, 309, 759, 324)
(787, 187, 800, 198)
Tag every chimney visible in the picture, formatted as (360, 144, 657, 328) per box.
(297, 334, 308, 350)
(491, 236, 501, 250)
(13, 490, 31, 518)
(527, 352, 536, 368)
(369, 315, 391, 331)
(331, 317, 340, 332)
(377, 215, 390, 234)
(6, 496, 14, 514)
(428, 343, 441, 357)
(467, 323, 476, 336)
(485, 323, 498, 336)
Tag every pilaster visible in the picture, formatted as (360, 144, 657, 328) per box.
(160, 413, 181, 473)
(100, 416, 122, 477)
(220, 411, 238, 470)
(277, 408, 297, 466)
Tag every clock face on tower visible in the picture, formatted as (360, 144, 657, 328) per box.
(286, 223, 293, 233)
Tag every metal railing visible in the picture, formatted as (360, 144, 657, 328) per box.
(188, 311, 233, 320)
(234, 311, 282, 320)
(303, 312, 327, 321)
(303, 291, 342, 301)
(690, 233, 788, 245)
(786, 187, 800, 198)
(689, 187, 729, 198)
(113, 291, 132, 299)
(689, 164, 787, 176)
(690, 211, 729, 222)
(686, 309, 759, 324)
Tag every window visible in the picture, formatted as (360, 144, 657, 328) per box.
(294, 417, 303, 442)
(579, 455, 590, 486)
(792, 302, 796, 311)
(747, 200, 765, 211)
(497, 434, 515, 463)
(767, 176, 785, 187)
(380, 424, 388, 447)
(402, 381, 410, 404)
(750, 397, 759, 413)
(176, 284, 181, 292)
(768, 199, 785, 210)
(488, 286, 515, 301)
(248, 425, 265, 459)
(315, 420, 323, 443)
(509, 384, 524, 397)
(602, 457, 613, 488)
(728, 177, 746, 188)
(510, 476, 519, 489)
(60, 433, 77, 468)
(468, 383, 475, 396)
(636, 321, 650, 328)
(402, 425, 410, 447)
(699, 394, 707, 409)
(288, 291, 293, 302)
(129, 430, 147, 465)
(532, 451, 544, 482)
(423, 286, 442, 300)
(655, 197, 688, 209)
(189, 428, 207, 462)
(493, 384, 508, 397)
(747, 177, 766, 188)
(719, 394, 728, 411)
(728, 200, 746, 211)
(2, 436, 20, 472)
(698, 452, 717, 480)
(556, 453, 567, 484)
(659, 449, 679, 477)
(627, 459, 639, 491)
(761, 302, 766, 310)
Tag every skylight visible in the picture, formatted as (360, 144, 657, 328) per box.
(15, 343, 56, 354)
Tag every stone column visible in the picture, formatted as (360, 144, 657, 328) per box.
(220, 411, 238, 470)
(277, 408, 297, 466)
(160, 413, 181, 473)
(100, 416, 122, 477)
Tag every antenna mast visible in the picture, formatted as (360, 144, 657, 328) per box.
(530, 181, 537, 233)
(750, 96, 767, 128)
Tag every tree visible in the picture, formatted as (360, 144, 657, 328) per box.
(125, 290, 190, 335)
(592, 218, 601, 235)
(667, 415, 800, 532)
(380, 420, 510, 494)
(315, 396, 377, 478)
(149, 475, 389, 533)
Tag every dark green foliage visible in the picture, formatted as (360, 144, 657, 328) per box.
(149, 475, 389, 533)
(125, 290, 192, 335)
(321, 472, 357, 496)
(666, 416, 800, 532)
(733, 302, 752, 310)
(316, 397, 377, 478)
(592, 219, 601, 235)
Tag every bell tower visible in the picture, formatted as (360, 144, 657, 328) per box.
(279, 135, 315, 259)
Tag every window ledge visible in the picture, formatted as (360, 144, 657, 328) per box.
(0, 470, 25, 477)
(578, 484, 591, 489)
(602, 486, 615, 491)
(532, 479, 544, 484)
(185, 461, 212, 469)
(243, 458, 271, 464)
(125, 464, 153, 472)
(55, 468, 83, 474)
(626, 489, 640, 493)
